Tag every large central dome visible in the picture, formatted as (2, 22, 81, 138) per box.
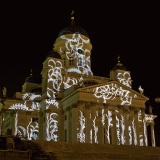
(58, 21, 89, 38)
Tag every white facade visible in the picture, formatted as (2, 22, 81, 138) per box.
(0, 20, 157, 147)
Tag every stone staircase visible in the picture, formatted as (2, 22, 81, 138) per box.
(33, 141, 160, 160)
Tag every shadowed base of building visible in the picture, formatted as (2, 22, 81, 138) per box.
(1, 137, 160, 159)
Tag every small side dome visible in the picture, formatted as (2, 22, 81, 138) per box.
(46, 50, 61, 59)
(113, 55, 127, 71)
(25, 70, 36, 83)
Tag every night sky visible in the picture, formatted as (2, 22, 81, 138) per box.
(1, 1, 160, 145)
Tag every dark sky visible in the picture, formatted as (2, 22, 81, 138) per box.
(1, 1, 160, 145)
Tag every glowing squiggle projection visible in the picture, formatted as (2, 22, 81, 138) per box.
(143, 118, 148, 146)
(77, 111, 85, 143)
(92, 115, 98, 144)
(120, 114, 125, 145)
(48, 59, 63, 92)
(10, 103, 29, 111)
(145, 115, 153, 122)
(60, 34, 93, 75)
(101, 109, 112, 144)
(46, 113, 58, 141)
(90, 129, 92, 143)
(27, 118, 39, 140)
(14, 111, 18, 136)
(117, 72, 132, 88)
(94, 83, 132, 105)
(22, 93, 41, 101)
(63, 77, 83, 89)
(128, 126, 132, 145)
(116, 115, 121, 145)
(132, 119, 137, 146)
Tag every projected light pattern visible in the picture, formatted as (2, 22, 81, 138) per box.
(120, 114, 125, 145)
(117, 72, 132, 88)
(116, 115, 121, 145)
(132, 119, 137, 146)
(128, 126, 132, 145)
(145, 115, 153, 122)
(60, 34, 93, 75)
(94, 83, 132, 105)
(46, 113, 58, 141)
(9, 93, 41, 111)
(22, 93, 41, 101)
(14, 111, 18, 136)
(93, 116, 98, 144)
(143, 118, 148, 146)
(90, 129, 92, 143)
(77, 110, 85, 143)
(27, 118, 39, 140)
(63, 77, 83, 89)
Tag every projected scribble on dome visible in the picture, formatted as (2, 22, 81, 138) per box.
(93, 83, 132, 105)
(60, 34, 93, 75)
(117, 72, 132, 88)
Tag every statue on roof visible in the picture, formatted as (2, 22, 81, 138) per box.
(149, 106, 153, 115)
(2, 87, 7, 97)
(138, 86, 144, 94)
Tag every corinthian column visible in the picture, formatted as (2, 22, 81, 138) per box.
(141, 108, 148, 146)
(85, 103, 91, 143)
(124, 109, 129, 145)
(104, 103, 109, 144)
(150, 122, 156, 147)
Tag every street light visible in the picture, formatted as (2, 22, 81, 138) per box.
(155, 97, 160, 103)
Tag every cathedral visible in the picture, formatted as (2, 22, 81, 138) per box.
(0, 14, 157, 147)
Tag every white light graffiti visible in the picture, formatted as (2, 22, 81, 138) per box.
(48, 59, 63, 92)
(27, 118, 39, 140)
(117, 72, 132, 88)
(90, 129, 92, 143)
(92, 115, 98, 144)
(22, 93, 41, 101)
(9, 93, 41, 111)
(132, 118, 137, 146)
(101, 109, 112, 144)
(63, 77, 83, 89)
(143, 118, 148, 146)
(120, 114, 125, 145)
(10, 103, 29, 111)
(60, 34, 93, 75)
(145, 115, 153, 122)
(94, 83, 132, 105)
(46, 99, 59, 109)
(77, 110, 85, 143)
(46, 113, 58, 141)
(14, 110, 18, 136)
(116, 115, 121, 145)
(128, 126, 132, 145)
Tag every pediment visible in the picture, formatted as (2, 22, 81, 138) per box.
(78, 81, 149, 104)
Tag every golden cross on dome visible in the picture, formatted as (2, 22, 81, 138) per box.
(118, 55, 120, 63)
(71, 10, 74, 21)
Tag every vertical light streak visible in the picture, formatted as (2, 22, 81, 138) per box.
(132, 118, 137, 146)
(77, 110, 85, 143)
(46, 113, 58, 141)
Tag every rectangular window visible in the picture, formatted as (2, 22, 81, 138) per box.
(69, 57, 74, 66)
